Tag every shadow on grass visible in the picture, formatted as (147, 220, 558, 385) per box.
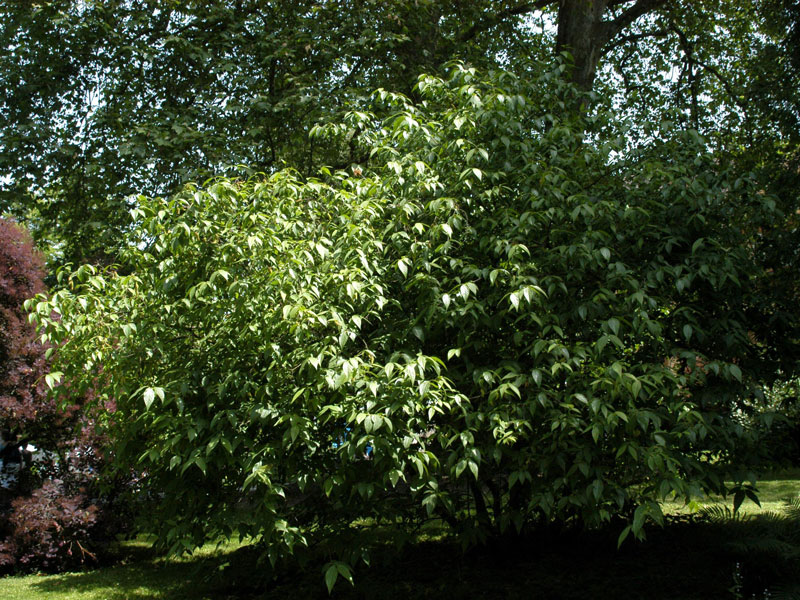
(313, 523, 736, 600)
(22, 510, 800, 600)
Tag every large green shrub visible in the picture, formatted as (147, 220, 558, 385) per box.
(30, 64, 798, 582)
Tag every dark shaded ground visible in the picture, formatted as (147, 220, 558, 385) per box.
(21, 512, 800, 600)
(205, 518, 798, 600)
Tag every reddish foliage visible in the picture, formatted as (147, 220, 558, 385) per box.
(0, 219, 87, 452)
(0, 219, 127, 573)
(0, 480, 99, 573)
(0, 219, 56, 437)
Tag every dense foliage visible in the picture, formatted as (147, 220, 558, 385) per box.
(0, 219, 52, 450)
(0, 480, 100, 573)
(0, 219, 120, 573)
(30, 64, 799, 584)
(3, 1, 797, 271)
(3, 0, 799, 587)
(0, 0, 539, 266)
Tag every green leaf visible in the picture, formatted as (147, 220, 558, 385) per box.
(44, 371, 63, 390)
(607, 318, 620, 336)
(617, 525, 632, 548)
(632, 504, 646, 533)
(324, 564, 338, 594)
(143, 387, 156, 409)
(591, 479, 603, 501)
(389, 470, 403, 487)
(336, 561, 354, 585)
(733, 490, 745, 514)
(397, 258, 409, 277)
(745, 489, 761, 507)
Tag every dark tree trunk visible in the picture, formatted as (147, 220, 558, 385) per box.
(555, 0, 670, 92)
(555, 0, 611, 91)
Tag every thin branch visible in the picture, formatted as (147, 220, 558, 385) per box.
(458, 0, 557, 43)
(672, 24, 699, 128)
(606, 0, 670, 43)
(694, 57, 749, 115)
(604, 28, 668, 52)
(694, 55, 754, 144)
(607, 0, 638, 8)
(671, 21, 750, 129)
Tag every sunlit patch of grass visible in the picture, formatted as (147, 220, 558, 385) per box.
(662, 472, 800, 516)
(0, 535, 251, 600)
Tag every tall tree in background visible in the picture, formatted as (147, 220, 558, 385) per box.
(5, 1, 796, 268)
(0, 0, 523, 265)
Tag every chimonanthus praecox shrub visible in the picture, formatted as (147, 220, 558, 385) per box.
(29, 63, 800, 585)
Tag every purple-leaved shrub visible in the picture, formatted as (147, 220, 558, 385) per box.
(0, 218, 128, 573)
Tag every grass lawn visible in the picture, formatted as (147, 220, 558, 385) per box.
(0, 538, 245, 600)
(1, 472, 799, 600)
(662, 467, 800, 515)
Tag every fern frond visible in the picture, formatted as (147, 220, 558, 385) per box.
(782, 496, 800, 521)
(728, 536, 799, 559)
(700, 505, 749, 525)
(767, 581, 800, 600)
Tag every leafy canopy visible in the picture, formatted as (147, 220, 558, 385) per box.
(30, 62, 796, 581)
(5, 1, 797, 272)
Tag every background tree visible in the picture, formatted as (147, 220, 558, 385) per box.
(8, 1, 795, 268)
(1, 0, 531, 266)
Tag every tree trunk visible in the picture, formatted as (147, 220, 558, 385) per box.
(555, 0, 669, 92)
(555, 0, 611, 92)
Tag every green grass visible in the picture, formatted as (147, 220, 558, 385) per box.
(2, 471, 800, 600)
(662, 468, 800, 516)
(0, 537, 247, 600)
